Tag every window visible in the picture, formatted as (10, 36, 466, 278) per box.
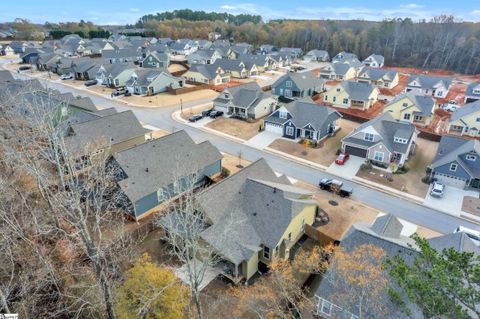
(403, 113, 411, 120)
(320, 299, 333, 316)
(279, 111, 287, 119)
(373, 151, 384, 162)
(394, 137, 407, 144)
(333, 96, 336, 102)
(286, 126, 294, 136)
(450, 163, 458, 171)
(324, 95, 328, 101)
(301, 219, 305, 231)
(402, 102, 408, 107)
(414, 115, 423, 121)
(467, 154, 476, 161)
(343, 98, 349, 105)
(336, 88, 341, 92)
(364, 133, 374, 142)
(286, 80, 292, 87)
(476, 117, 480, 123)
(288, 232, 292, 241)
(263, 246, 270, 259)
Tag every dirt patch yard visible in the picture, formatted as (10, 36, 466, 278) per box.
(221, 152, 251, 175)
(462, 196, 480, 217)
(180, 103, 213, 120)
(206, 117, 262, 141)
(119, 89, 218, 108)
(268, 119, 358, 166)
(356, 137, 438, 197)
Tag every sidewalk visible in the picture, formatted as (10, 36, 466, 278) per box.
(172, 110, 480, 225)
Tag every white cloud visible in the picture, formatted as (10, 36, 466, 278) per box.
(400, 3, 425, 9)
(472, 10, 480, 16)
(129, 8, 141, 13)
(221, 5, 238, 10)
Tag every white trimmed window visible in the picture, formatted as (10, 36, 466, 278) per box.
(320, 299, 333, 316)
(263, 246, 270, 259)
(364, 133, 374, 142)
(343, 98, 348, 105)
(450, 163, 458, 171)
(279, 111, 287, 119)
(394, 137, 408, 144)
(374, 151, 384, 162)
(286, 126, 294, 136)
(286, 80, 292, 87)
(467, 154, 476, 161)
(403, 113, 411, 120)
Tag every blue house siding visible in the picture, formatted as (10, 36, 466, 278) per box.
(134, 192, 159, 218)
(283, 121, 297, 139)
(272, 76, 300, 98)
(433, 160, 471, 180)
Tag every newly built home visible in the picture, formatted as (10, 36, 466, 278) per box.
(304, 49, 330, 62)
(183, 64, 230, 85)
(111, 130, 222, 220)
(447, 100, 480, 137)
(362, 54, 385, 68)
(125, 69, 184, 95)
(383, 93, 437, 127)
(140, 51, 170, 69)
(323, 81, 379, 110)
(213, 82, 277, 119)
(264, 97, 342, 141)
(357, 68, 399, 89)
(271, 71, 323, 100)
(405, 75, 452, 98)
(319, 63, 356, 81)
(341, 112, 417, 169)
(464, 82, 480, 104)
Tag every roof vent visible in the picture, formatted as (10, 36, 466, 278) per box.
(253, 212, 257, 216)
(145, 168, 149, 172)
(273, 187, 277, 193)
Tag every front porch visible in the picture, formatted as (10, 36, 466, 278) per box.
(227, 106, 248, 119)
(216, 259, 244, 284)
(449, 124, 465, 136)
(350, 99, 366, 109)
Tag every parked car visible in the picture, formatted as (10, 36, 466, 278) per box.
(209, 110, 224, 118)
(335, 152, 350, 165)
(454, 226, 480, 244)
(430, 181, 445, 198)
(60, 73, 73, 80)
(189, 114, 203, 122)
(17, 65, 31, 72)
(202, 109, 214, 117)
(84, 79, 98, 87)
(319, 178, 353, 197)
(112, 87, 127, 96)
(442, 101, 459, 112)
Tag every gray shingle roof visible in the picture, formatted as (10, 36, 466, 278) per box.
(450, 100, 480, 122)
(465, 82, 480, 97)
(343, 112, 416, 154)
(213, 59, 246, 73)
(340, 81, 376, 101)
(358, 67, 397, 81)
(213, 82, 272, 111)
(428, 232, 480, 254)
(196, 158, 315, 265)
(125, 69, 163, 87)
(65, 110, 148, 154)
(113, 130, 222, 202)
(306, 49, 329, 58)
(363, 54, 385, 65)
(265, 97, 342, 131)
(387, 92, 436, 116)
(407, 74, 452, 90)
(430, 136, 480, 177)
(272, 71, 323, 91)
(188, 64, 222, 80)
(102, 48, 139, 59)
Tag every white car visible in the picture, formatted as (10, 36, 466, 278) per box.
(454, 226, 480, 244)
(430, 181, 445, 198)
(442, 101, 459, 112)
(60, 73, 73, 80)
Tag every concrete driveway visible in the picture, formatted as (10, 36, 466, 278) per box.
(185, 116, 214, 128)
(326, 155, 365, 180)
(424, 185, 479, 221)
(245, 131, 280, 149)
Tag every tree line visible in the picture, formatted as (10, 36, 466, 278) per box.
(142, 14, 480, 74)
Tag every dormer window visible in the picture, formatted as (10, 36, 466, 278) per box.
(402, 102, 408, 107)
(286, 80, 292, 87)
(466, 154, 476, 161)
(450, 163, 458, 171)
(279, 111, 287, 119)
(473, 89, 480, 94)
(364, 133, 374, 142)
(394, 137, 408, 144)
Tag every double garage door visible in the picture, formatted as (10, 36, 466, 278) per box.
(344, 145, 368, 158)
(265, 122, 283, 135)
(433, 173, 467, 188)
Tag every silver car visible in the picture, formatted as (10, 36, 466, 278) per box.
(430, 181, 445, 198)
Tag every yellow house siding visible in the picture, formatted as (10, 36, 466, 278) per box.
(384, 97, 432, 125)
(449, 111, 480, 136)
(242, 252, 259, 281)
(344, 68, 356, 80)
(324, 87, 350, 108)
(183, 71, 209, 84)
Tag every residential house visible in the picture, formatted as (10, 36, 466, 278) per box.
(196, 39, 213, 50)
(51, 57, 75, 75)
(190, 158, 318, 283)
(213, 82, 277, 119)
(319, 63, 356, 81)
(259, 44, 277, 55)
(447, 100, 480, 137)
(9, 41, 28, 54)
(314, 214, 479, 319)
(279, 47, 303, 58)
(102, 48, 141, 64)
(405, 75, 452, 98)
(186, 49, 222, 65)
(362, 54, 385, 68)
(237, 54, 278, 72)
(72, 59, 99, 80)
(268, 52, 293, 67)
(183, 64, 230, 85)
(272, 71, 324, 100)
(35, 53, 61, 71)
(323, 81, 379, 110)
(64, 110, 149, 160)
(464, 82, 480, 104)
(357, 68, 399, 89)
(429, 136, 480, 188)
(111, 130, 222, 220)
(341, 112, 417, 168)
(125, 69, 184, 95)
(213, 59, 258, 78)
(2, 45, 14, 56)
(264, 97, 342, 141)
(304, 49, 330, 62)
(332, 51, 360, 64)
(104, 66, 136, 88)
(140, 51, 170, 69)
(169, 40, 197, 55)
(228, 44, 252, 59)
(384, 93, 437, 127)
(20, 47, 52, 64)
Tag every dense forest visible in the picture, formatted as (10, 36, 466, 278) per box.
(138, 11, 480, 74)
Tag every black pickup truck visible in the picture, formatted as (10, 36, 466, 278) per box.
(319, 178, 353, 197)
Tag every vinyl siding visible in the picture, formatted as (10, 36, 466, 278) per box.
(433, 160, 471, 180)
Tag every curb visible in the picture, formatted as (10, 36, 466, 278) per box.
(352, 176, 424, 203)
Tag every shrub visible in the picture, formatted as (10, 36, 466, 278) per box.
(335, 149, 342, 156)
(360, 161, 373, 171)
(221, 167, 230, 178)
(421, 175, 432, 184)
(394, 165, 410, 175)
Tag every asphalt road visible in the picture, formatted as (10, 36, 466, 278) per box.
(7, 66, 480, 234)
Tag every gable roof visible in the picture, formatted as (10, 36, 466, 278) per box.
(387, 92, 436, 116)
(113, 130, 222, 203)
(306, 49, 329, 58)
(407, 74, 452, 89)
(430, 136, 480, 177)
(450, 100, 480, 122)
(338, 81, 376, 101)
(358, 67, 397, 81)
(428, 232, 480, 254)
(196, 158, 315, 265)
(272, 71, 323, 91)
(364, 54, 385, 65)
(465, 82, 480, 97)
(213, 82, 272, 110)
(187, 63, 223, 80)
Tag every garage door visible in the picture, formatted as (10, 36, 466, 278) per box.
(433, 173, 467, 188)
(345, 145, 368, 158)
(265, 122, 283, 134)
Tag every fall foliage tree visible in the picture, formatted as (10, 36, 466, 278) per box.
(387, 234, 480, 319)
(115, 253, 190, 319)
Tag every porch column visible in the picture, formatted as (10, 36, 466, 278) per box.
(235, 264, 239, 279)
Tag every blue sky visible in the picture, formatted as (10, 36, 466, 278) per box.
(2, 1, 480, 25)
